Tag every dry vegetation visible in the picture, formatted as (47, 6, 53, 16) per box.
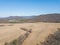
(0, 22, 60, 45)
(37, 28, 60, 45)
(4, 28, 32, 45)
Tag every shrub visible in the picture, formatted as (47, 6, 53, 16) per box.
(12, 39, 17, 45)
(41, 28, 60, 45)
(4, 42, 8, 45)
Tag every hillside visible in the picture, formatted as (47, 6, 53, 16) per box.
(0, 13, 60, 23)
(0, 22, 60, 45)
(32, 13, 60, 22)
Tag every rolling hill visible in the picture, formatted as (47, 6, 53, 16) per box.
(0, 13, 60, 23)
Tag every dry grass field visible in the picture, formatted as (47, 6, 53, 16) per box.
(0, 22, 60, 45)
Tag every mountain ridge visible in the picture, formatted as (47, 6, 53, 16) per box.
(0, 13, 60, 23)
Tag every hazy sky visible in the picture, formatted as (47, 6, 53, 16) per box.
(0, 0, 60, 17)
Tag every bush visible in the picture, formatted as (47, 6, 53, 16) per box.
(41, 28, 60, 45)
(4, 42, 8, 45)
(12, 39, 17, 45)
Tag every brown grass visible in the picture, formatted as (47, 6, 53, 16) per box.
(0, 22, 60, 45)
(40, 28, 60, 45)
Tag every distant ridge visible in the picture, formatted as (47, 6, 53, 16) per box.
(0, 13, 60, 23)
(31, 13, 60, 22)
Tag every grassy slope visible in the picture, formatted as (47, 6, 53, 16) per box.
(0, 22, 60, 45)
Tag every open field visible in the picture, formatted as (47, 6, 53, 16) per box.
(0, 22, 60, 45)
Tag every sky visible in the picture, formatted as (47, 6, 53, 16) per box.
(0, 0, 60, 17)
